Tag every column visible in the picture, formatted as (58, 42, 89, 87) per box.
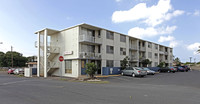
(37, 32, 40, 77)
(44, 29, 47, 78)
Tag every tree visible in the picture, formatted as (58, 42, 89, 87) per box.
(141, 59, 152, 67)
(174, 57, 181, 66)
(120, 56, 130, 70)
(85, 63, 97, 79)
(0, 51, 27, 67)
(157, 62, 165, 67)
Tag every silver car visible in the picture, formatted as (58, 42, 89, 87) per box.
(121, 67, 147, 77)
(142, 67, 155, 75)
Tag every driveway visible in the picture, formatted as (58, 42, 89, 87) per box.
(0, 70, 200, 104)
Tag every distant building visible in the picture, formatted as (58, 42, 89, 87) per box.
(35, 23, 173, 78)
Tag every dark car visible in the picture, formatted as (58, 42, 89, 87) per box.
(168, 67, 177, 73)
(175, 66, 185, 72)
(158, 67, 170, 73)
(181, 66, 190, 72)
(148, 67, 160, 72)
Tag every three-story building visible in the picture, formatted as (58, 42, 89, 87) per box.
(35, 23, 173, 78)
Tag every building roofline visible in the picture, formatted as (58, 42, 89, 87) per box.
(35, 23, 173, 49)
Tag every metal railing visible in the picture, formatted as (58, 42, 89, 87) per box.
(129, 46, 137, 50)
(130, 55, 138, 61)
(48, 47, 60, 53)
(139, 47, 145, 51)
(79, 34, 95, 43)
(79, 52, 101, 59)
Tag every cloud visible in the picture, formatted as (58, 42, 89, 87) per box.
(128, 25, 177, 38)
(169, 41, 178, 48)
(115, 0, 122, 2)
(112, 0, 184, 26)
(187, 42, 200, 51)
(194, 10, 200, 16)
(158, 35, 175, 42)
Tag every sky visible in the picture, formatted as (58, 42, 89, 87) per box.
(0, 0, 200, 63)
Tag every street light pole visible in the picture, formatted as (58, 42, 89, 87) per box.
(11, 46, 13, 68)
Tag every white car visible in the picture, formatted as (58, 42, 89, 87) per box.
(13, 68, 24, 75)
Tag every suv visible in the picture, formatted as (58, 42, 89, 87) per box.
(121, 67, 147, 77)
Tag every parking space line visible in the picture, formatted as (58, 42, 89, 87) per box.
(0, 80, 29, 86)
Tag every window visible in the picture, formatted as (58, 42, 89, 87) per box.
(148, 52, 152, 58)
(170, 49, 172, 53)
(88, 45, 95, 53)
(165, 47, 168, 52)
(65, 60, 72, 74)
(142, 41, 145, 47)
(155, 53, 158, 59)
(120, 35, 126, 42)
(106, 45, 114, 54)
(98, 30, 101, 38)
(120, 48, 126, 55)
(165, 55, 168, 60)
(106, 60, 113, 67)
(106, 31, 114, 40)
(148, 43, 152, 48)
(155, 44, 158, 50)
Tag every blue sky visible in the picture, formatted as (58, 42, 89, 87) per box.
(0, 0, 200, 63)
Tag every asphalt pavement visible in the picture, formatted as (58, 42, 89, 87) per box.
(0, 70, 200, 104)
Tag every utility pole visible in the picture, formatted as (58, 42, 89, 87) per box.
(189, 57, 192, 64)
(194, 58, 196, 63)
(11, 46, 13, 68)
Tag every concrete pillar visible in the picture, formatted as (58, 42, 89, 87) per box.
(37, 32, 40, 77)
(44, 29, 47, 78)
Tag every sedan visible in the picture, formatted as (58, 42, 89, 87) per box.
(121, 67, 147, 77)
(142, 67, 155, 75)
(13, 68, 24, 75)
(168, 67, 177, 73)
(175, 66, 185, 72)
(8, 68, 15, 74)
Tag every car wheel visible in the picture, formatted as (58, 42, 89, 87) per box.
(121, 72, 124, 76)
(132, 73, 135, 77)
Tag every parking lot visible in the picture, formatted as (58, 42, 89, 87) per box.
(0, 70, 200, 104)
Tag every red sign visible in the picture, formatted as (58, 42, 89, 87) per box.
(59, 56, 64, 62)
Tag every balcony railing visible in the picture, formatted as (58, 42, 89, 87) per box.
(47, 47, 60, 53)
(79, 52, 101, 59)
(129, 46, 137, 50)
(139, 47, 145, 51)
(130, 55, 138, 61)
(79, 35, 95, 43)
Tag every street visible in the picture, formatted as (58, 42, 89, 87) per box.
(0, 70, 200, 104)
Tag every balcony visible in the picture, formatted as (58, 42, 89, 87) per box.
(139, 56, 146, 62)
(79, 34, 102, 44)
(129, 46, 137, 50)
(130, 55, 138, 62)
(79, 52, 101, 59)
(164, 52, 168, 55)
(139, 47, 145, 51)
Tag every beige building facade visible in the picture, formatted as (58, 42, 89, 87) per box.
(35, 23, 173, 78)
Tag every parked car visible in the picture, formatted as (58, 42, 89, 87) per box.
(8, 68, 15, 74)
(168, 67, 177, 73)
(148, 67, 160, 72)
(181, 65, 190, 72)
(175, 66, 185, 72)
(13, 68, 24, 75)
(142, 67, 155, 75)
(121, 67, 147, 77)
(158, 67, 170, 73)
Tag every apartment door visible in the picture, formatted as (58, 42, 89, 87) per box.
(97, 60, 101, 74)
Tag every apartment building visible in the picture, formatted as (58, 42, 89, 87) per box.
(35, 23, 173, 78)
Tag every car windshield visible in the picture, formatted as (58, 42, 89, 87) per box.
(135, 67, 143, 70)
(143, 68, 149, 70)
